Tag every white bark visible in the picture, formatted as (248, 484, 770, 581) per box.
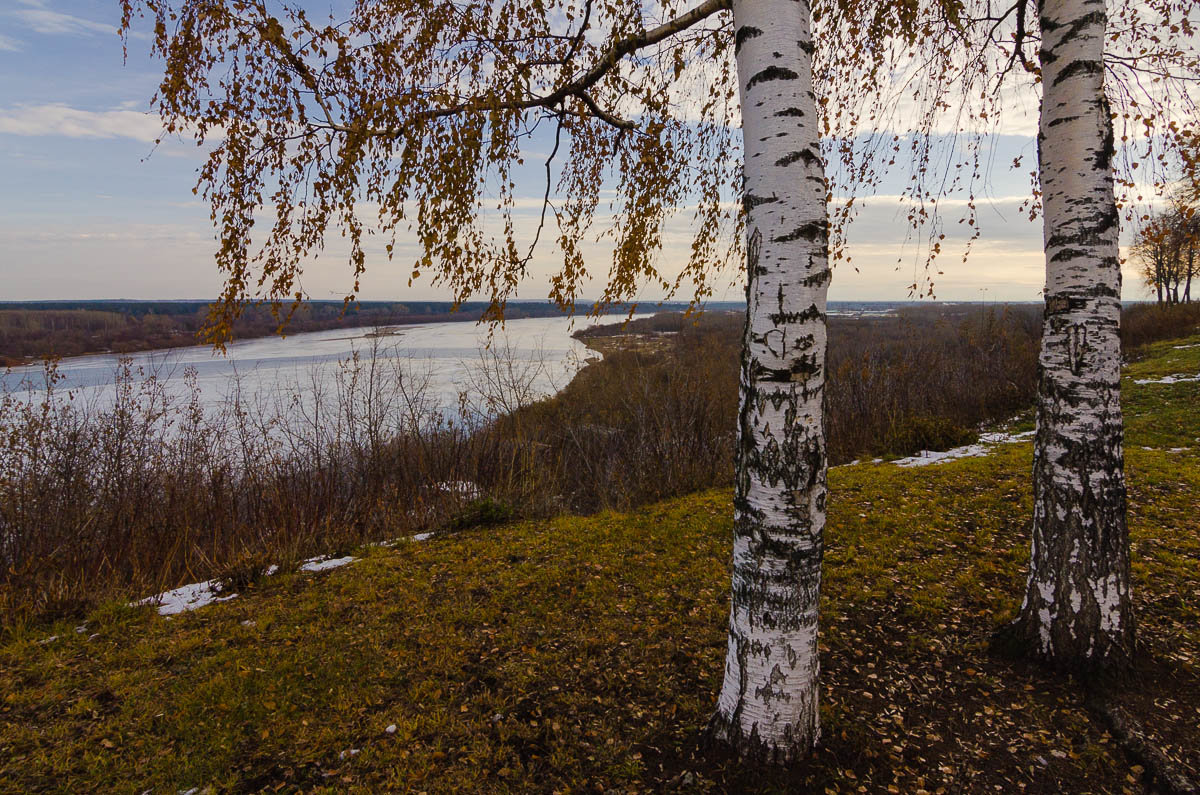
(1008, 0, 1135, 670)
(710, 0, 829, 762)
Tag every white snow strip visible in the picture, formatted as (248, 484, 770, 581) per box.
(373, 531, 438, 546)
(137, 580, 238, 616)
(436, 480, 482, 500)
(1172, 344, 1200, 349)
(892, 430, 1035, 468)
(1134, 373, 1200, 385)
(299, 555, 357, 573)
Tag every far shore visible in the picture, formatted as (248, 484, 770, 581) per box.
(1, 299, 695, 367)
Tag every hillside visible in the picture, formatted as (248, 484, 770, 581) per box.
(1, 336, 1198, 793)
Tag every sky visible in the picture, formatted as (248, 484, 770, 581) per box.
(0, 0, 1155, 305)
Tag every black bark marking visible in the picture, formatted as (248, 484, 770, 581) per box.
(766, 303, 824, 325)
(735, 26, 763, 54)
(747, 227, 763, 275)
(1096, 97, 1116, 171)
(802, 268, 832, 288)
(774, 108, 805, 118)
(747, 66, 800, 90)
(744, 193, 779, 212)
(1067, 324, 1088, 375)
(1044, 294, 1091, 316)
(1047, 114, 1081, 128)
(1045, 203, 1120, 248)
(754, 357, 822, 384)
(773, 222, 828, 244)
(775, 149, 820, 168)
(1048, 10, 1106, 46)
(1052, 59, 1103, 87)
(1049, 247, 1092, 263)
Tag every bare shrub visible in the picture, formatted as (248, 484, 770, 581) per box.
(0, 344, 515, 628)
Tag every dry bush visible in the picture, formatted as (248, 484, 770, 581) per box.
(825, 305, 1042, 461)
(1121, 301, 1200, 353)
(0, 343, 539, 629)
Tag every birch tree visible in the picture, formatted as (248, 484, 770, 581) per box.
(1000, 0, 1136, 671)
(819, 0, 1198, 673)
(120, 0, 833, 761)
(707, 0, 829, 761)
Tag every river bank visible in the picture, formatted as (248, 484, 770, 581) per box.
(0, 300, 670, 366)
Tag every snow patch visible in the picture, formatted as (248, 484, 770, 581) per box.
(1134, 373, 1200, 385)
(891, 430, 1035, 468)
(137, 580, 238, 616)
(437, 480, 482, 500)
(299, 555, 357, 573)
(1172, 343, 1200, 349)
(411, 532, 435, 542)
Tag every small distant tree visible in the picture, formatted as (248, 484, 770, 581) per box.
(1132, 191, 1199, 304)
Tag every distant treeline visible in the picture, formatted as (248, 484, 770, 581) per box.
(0, 300, 693, 365)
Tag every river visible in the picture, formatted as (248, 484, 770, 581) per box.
(0, 313, 631, 417)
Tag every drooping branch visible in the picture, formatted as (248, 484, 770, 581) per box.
(271, 0, 731, 136)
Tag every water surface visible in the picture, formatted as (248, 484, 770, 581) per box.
(1, 314, 625, 416)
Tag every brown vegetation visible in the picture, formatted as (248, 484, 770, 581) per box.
(2, 303, 1199, 630)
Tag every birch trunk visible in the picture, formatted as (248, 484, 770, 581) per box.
(1184, 244, 1193, 302)
(709, 0, 829, 762)
(1007, 0, 1135, 671)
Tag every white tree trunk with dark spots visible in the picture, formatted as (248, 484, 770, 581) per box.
(709, 0, 830, 762)
(1007, 0, 1135, 671)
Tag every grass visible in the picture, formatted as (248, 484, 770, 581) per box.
(2, 337, 1199, 793)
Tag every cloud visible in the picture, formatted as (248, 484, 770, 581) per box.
(0, 32, 23, 51)
(0, 103, 162, 141)
(8, 0, 118, 37)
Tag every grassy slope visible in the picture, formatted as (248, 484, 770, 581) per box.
(2, 339, 1198, 794)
